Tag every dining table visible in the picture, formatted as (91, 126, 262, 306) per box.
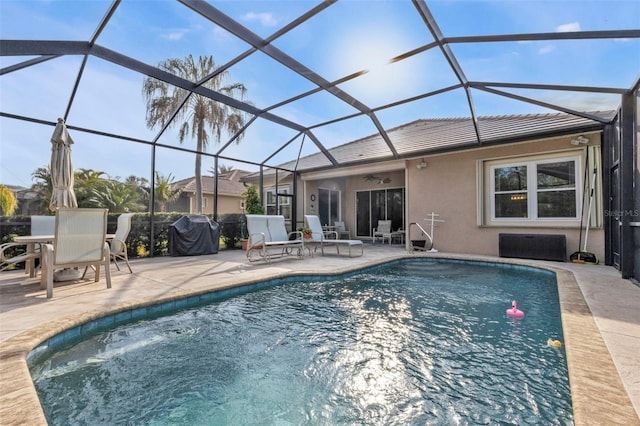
(14, 234, 116, 281)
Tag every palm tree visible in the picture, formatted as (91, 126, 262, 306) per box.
(124, 174, 150, 208)
(154, 172, 181, 212)
(31, 166, 53, 212)
(143, 54, 248, 213)
(74, 168, 107, 208)
(86, 179, 144, 213)
(208, 163, 234, 176)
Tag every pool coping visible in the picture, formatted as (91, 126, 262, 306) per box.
(1, 253, 638, 425)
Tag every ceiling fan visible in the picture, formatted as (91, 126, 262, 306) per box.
(363, 174, 391, 184)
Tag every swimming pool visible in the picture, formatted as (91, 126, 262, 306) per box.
(29, 259, 572, 424)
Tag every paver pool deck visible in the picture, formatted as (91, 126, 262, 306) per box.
(1, 245, 638, 425)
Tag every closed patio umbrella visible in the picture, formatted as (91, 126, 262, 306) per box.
(49, 118, 77, 211)
(49, 118, 82, 281)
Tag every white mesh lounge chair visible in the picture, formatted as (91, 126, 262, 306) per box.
(246, 214, 304, 262)
(41, 208, 111, 298)
(304, 215, 363, 257)
(110, 213, 134, 273)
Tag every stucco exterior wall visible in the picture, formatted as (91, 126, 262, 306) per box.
(251, 133, 605, 261)
(182, 193, 243, 215)
(217, 195, 243, 215)
(406, 135, 604, 260)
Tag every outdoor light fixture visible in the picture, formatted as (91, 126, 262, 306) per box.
(417, 159, 427, 170)
(570, 135, 589, 145)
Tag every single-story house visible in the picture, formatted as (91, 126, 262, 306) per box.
(244, 111, 616, 263)
(8, 186, 45, 216)
(168, 170, 251, 215)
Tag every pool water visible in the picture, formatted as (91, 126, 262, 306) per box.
(30, 260, 572, 425)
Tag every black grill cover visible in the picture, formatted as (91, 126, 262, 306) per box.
(168, 215, 219, 256)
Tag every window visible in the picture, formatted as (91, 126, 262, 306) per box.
(490, 156, 579, 221)
(318, 188, 340, 227)
(265, 187, 291, 219)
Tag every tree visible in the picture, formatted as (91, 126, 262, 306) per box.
(208, 163, 234, 176)
(242, 185, 264, 214)
(85, 179, 145, 212)
(124, 174, 150, 208)
(143, 54, 248, 213)
(0, 185, 17, 216)
(74, 168, 107, 207)
(31, 166, 53, 213)
(240, 185, 264, 242)
(154, 172, 181, 212)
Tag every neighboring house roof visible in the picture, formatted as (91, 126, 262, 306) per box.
(268, 111, 614, 174)
(171, 170, 251, 196)
(8, 185, 39, 201)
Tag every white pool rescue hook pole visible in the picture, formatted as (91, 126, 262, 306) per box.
(424, 212, 445, 253)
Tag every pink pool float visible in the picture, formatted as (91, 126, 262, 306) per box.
(506, 300, 525, 318)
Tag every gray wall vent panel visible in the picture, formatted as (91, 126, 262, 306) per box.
(498, 233, 566, 262)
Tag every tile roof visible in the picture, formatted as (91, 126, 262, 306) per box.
(273, 111, 614, 173)
(171, 170, 251, 196)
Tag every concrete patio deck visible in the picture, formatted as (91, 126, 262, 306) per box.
(1, 245, 638, 425)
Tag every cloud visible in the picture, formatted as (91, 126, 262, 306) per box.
(538, 45, 555, 55)
(537, 22, 580, 54)
(161, 29, 189, 41)
(242, 12, 278, 27)
(556, 22, 581, 32)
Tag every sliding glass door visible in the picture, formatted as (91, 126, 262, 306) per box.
(355, 188, 405, 237)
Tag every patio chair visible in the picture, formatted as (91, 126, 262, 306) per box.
(110, 213, 134, 273)
(373, 220, 392, 244)
(41, 208, 111, 298)
(304, 215, 363, 257)
(334, 221, 351, 239)
(0, 242, 41, 272)
(0, 215, 56, 273)
(31, 215, 56, 236)
(29, 215, 56, 275)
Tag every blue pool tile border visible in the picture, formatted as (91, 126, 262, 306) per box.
(26, 257, 556, 367)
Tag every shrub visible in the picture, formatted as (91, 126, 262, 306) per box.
(218, 213, 243, 249)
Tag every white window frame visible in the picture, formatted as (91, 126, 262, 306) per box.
(481, 151, 586, 227)
(265, 187, 291, 218)
(490, 156, 580, 221)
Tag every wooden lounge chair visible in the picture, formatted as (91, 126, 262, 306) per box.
(246, 215, 304, 262)
(304, 215, 363, 257)
(41, 208, 111, 298)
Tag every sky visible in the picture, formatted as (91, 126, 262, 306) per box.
(1, 0, 638, 188)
